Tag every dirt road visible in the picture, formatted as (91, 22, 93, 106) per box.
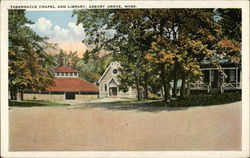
(9, 101, 241, 151)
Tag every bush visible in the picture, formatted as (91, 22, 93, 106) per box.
(148, 93, 159, 100)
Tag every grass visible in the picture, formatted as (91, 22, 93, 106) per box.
(112, 97, 139, 103)
(152, 92, 241, 107)
(111, 98, 160, 103)
(9, 100, 70, 107)
(9, 92, 241, 108)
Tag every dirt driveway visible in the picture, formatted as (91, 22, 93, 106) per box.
(9, 101, 241, 151)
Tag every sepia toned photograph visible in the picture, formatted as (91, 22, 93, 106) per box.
(1, 1, 249, 158)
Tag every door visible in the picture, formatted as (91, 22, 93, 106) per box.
(211, 70, 219, 88)
(109, 87, 117, 96)
(66, 92, 75, 100)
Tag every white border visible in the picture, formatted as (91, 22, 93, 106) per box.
(1, 1, 249, 158)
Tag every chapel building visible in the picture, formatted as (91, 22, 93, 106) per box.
(98, 62, 137, 98)
(23, 66, 99, 100)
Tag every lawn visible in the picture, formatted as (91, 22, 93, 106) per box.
(9, 93, 241, 108)
(9, 100, 70, 107)
(154, 92, 241, 107)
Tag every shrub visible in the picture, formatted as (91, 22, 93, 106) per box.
(148, 93, 159, 100)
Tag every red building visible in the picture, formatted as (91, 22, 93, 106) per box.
(23, 66, 99, 100)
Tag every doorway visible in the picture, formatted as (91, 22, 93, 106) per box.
(109, 87, 117, 96)
(66, 92, 75, 100)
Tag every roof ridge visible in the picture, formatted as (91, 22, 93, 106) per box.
(54, 66, 78, 73)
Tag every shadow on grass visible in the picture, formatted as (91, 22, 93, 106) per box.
(9, 100, 70, 107)
(73, 93, 241, 113)
(73, 101, 189, 113)
(9, 93, 241, 112)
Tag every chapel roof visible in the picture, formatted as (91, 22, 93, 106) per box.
(54, 66, 78, 73)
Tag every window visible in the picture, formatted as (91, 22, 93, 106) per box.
(61, 72, 64, 76)
(56, 72, 60, 76)
(230, 70, 236, 82)
(74, 72, 77, 76)
(70, 72, 73, 76)
(104, 84, 107, 91)
(113, 69, 118, 75)
(65, 72, 68, 76)
(211, 71, 214, 82)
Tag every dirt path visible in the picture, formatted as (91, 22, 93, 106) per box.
(9, 101, 241, 151)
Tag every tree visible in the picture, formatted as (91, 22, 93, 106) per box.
(111, 10, 156, 100)
(144, 9, 222, 99)
(215, 9, 241, 64)
(56, 49, 67, 66)
(73, 9, 241, 101)
(74, 9, 159, 101)
(81, 54, 113, 83)
(8, 10, 55, 100)
(216, 9, 241, 42)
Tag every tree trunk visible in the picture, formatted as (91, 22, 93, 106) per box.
(160, 64, 169, 102)
(20, 90, 24, 101)
(172, 76, 178, 98)
(186, 75, 191, 96)
(12, 88, 17, 100)
(166, 82, 171, 101)
(10, 87, 14, 100)
(135, 76, 141, 101)
(160, 86, 164, 98)
(16, 88, 21, 101)
(144, 72, 149, 99)
(180, 75, 187, 99)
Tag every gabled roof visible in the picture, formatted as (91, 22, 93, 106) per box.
(108, 79, 117, 85)
(46, 78, 98, 92)
(98, 61, 120, 84)
(97, 63, 112, 83)
(54, 66, 77, 73)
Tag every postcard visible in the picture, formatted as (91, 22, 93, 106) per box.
(1, 0, 249, 158)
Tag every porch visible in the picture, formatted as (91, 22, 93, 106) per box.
(189, 67, 241, 93)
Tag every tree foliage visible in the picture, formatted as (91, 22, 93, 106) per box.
(73, 8, 241, 101)
(9, 10, 55, 100)
(81, 54, 113, 83)
(215, 9, 241, 64)
(52, 49, 112, 83)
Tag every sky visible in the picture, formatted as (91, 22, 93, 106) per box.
(25, 10, 87, 57)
